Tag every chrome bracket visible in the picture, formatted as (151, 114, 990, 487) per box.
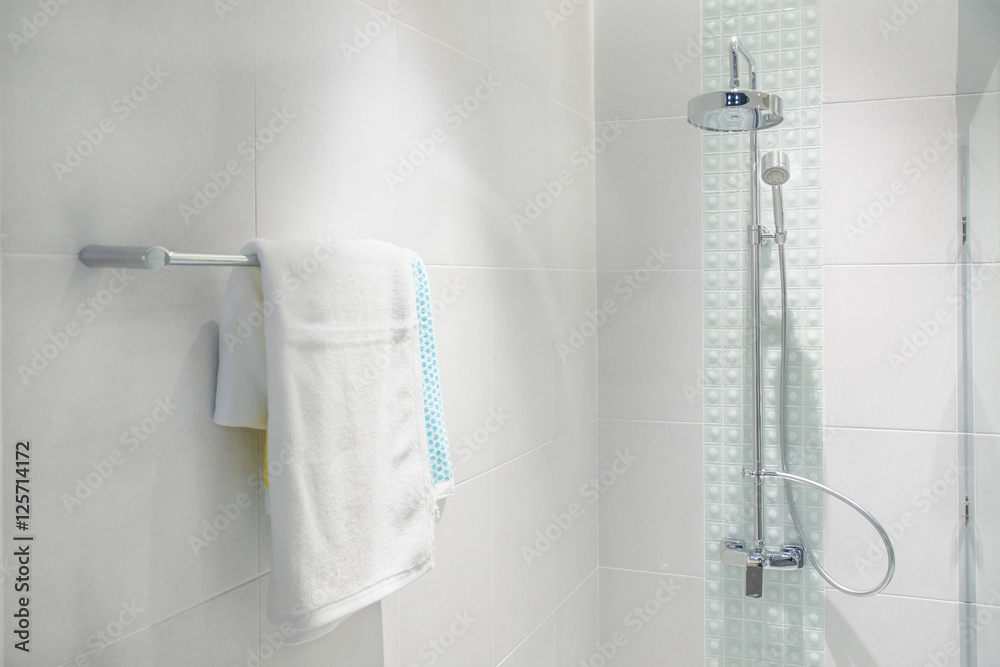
(747, 225, 786, 247)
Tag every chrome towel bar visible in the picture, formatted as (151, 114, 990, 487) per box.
(79, 245, 259, 270)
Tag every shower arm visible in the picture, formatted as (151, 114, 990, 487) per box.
(729, 36, 757, 91)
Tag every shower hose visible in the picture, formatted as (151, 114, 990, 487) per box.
(769, 239, 896, 597)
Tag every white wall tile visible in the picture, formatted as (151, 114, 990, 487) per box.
(0, 0, 256, 255)
(398, 475, 493, 667)
(974, 435, 1000, 600)
(363, 0, 490, 63)
(255, 0, 397, 242)
(493, 443, 556, 661)
(426, 267, 493, 482)
(594, 0, 702, 121)
(824, 97, 959, 265)
(598, 569, 704, 667)
(596, 118, 703, 271)
(553, 424, 599, 601)
(554, 570, 600, 667)
(2, 257, 258, 666)
(826, 592, 960, 666)
(492, 270, 596, 465)
(597, 270, 703, 422)
(824, 428, 959, 602)
(964, 92, 1000, 264)
(825, 265, 958, 432)
(551, 272, 599, 439)
(488, 0, 593, 119)
(972, 264, 1000, 434)
(976, 603, 1000, 664)
(381, 592, 402, 667)
(598, 420, 704, 577)
(88, 579, 259, 667)
(823, 0, 958, 102)
(489, 75, 596, 270)
(391, 26, 495, 267)
(497, 617, 554, 667)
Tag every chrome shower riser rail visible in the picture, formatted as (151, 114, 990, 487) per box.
(689, 35, 894, 601)
(748, 129, 765, 551)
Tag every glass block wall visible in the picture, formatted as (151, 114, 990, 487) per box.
(699, 0, 826, 664)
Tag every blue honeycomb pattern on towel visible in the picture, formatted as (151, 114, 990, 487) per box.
(405, 250, 454, 489)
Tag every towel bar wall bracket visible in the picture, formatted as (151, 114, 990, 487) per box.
(79, 245, 259, 270)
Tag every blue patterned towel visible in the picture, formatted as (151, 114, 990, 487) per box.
(405, 250, 455, 502)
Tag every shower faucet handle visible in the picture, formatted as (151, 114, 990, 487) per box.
(722, 541, 764, 598)
(767, 545, 804, 569)
(745, 552, 764, 598)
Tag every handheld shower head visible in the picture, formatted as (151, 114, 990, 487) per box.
(761, 151, 791, 235)
(761, 151, 791, 186)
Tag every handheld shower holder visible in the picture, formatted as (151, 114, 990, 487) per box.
(747, 225, 785, 246)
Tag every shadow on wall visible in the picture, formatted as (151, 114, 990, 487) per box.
(824, 600, 879, 667)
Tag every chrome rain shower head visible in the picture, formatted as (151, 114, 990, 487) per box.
(687, 37, 784, 132)
(761, 151, 791, 186)
(687, 90, 784, 132)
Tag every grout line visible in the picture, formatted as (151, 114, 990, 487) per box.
(57, 572, 267, 667)
(821, 92, 963, 106)
(597, 417, 705, 426)
(388, 15, 594, 125)
(554, 565, 599, 612)
(599, 565, 703, 580)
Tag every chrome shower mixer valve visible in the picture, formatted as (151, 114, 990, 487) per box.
(721, 540, 805, 599)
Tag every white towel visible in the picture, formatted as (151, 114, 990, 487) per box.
(214, 238, 438, 643)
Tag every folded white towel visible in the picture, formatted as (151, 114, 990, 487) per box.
(214, 238, 438, 643)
